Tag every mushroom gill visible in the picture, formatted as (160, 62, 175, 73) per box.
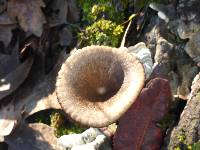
(56, 45, 145, 127)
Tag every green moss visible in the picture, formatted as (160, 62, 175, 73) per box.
(30, 111, 51, 125)
(89, 4, 124, 23)
(191, 141, 200, 150)
(177, 134, 186, 143)
(175, 140, 200, 150)
(50, 111, 87, 137)
(79, 18, 124, 47)
(77, 0, 125, 23)
(174, 133, 200, 150)
(50, 112, 65, 129)
(55, 124, 86, 137)
(173, 132, 188, 149)
(77, 0, 127, 48)
(174, 147, 181, 150)
(30, 110, 87, 138)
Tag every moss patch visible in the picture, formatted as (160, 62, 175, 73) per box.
(26, 110, 87, 137)
(50, 111, 86, 137)
(79, 18, 124, 47)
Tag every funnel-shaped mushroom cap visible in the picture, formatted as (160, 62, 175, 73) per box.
(56, 45, 145, 127)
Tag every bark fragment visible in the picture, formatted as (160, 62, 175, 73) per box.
(166, 73, 200, 149)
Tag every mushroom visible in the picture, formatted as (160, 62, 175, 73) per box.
(56, 45, 145, 127)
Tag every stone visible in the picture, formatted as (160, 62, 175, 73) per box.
(71, 135, 112, 150)
(154, 37, 173, 64)
(176, 0, 200, 39)
(176, 0, 200, 65)
(149, 3, 176, 22)
(127, 42, 153, 79)
(177, 0, 200, 23)
(185, 32, 200, 65)
(177, 22, 200, 40)
(58, 128, 111, 150)
(149, 0, 200, 66)
(175, 50, 199, 99)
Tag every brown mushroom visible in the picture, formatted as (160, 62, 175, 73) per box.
(56, 45, 145, 127)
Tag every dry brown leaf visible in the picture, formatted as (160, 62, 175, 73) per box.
(0, 0, 7, 13)
(0, 25, 16, 47)
(0, 43, 19, 78)
(0, 51, 66, 138)
(0, 103, 18, 136)
(25, 86, 62, 117)
(46, 0, 79, 26)
(7, 0, 46, 37)
(0, 12, 16, 25)
(59, 27, 72, 46)
(47, 0, 68, 27)
(67, 0, 79, 22)
(10, 51, 67, 119)
(5, 123, 64, 150)
(114, 78, 171, 150)
(0, 57, 33, 100)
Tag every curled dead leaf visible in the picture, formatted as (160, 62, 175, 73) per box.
(0, 44, 19, 78)
(5, 123, 64, 150)
(0, 25, 16, 47)
(0, 12, 16, 25)
(7, 0, 46, 37)
(59, 27, 72, 46)
(0, 57, 33, 100)
(12, 51, 67, 119)
(67, 0, 79, 22)
(0, 103, 18, 136)
(0, 0, 6, 13)
(46, 0, 68, 27)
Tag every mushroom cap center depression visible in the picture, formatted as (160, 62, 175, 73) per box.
(67, 51, 124, 102)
